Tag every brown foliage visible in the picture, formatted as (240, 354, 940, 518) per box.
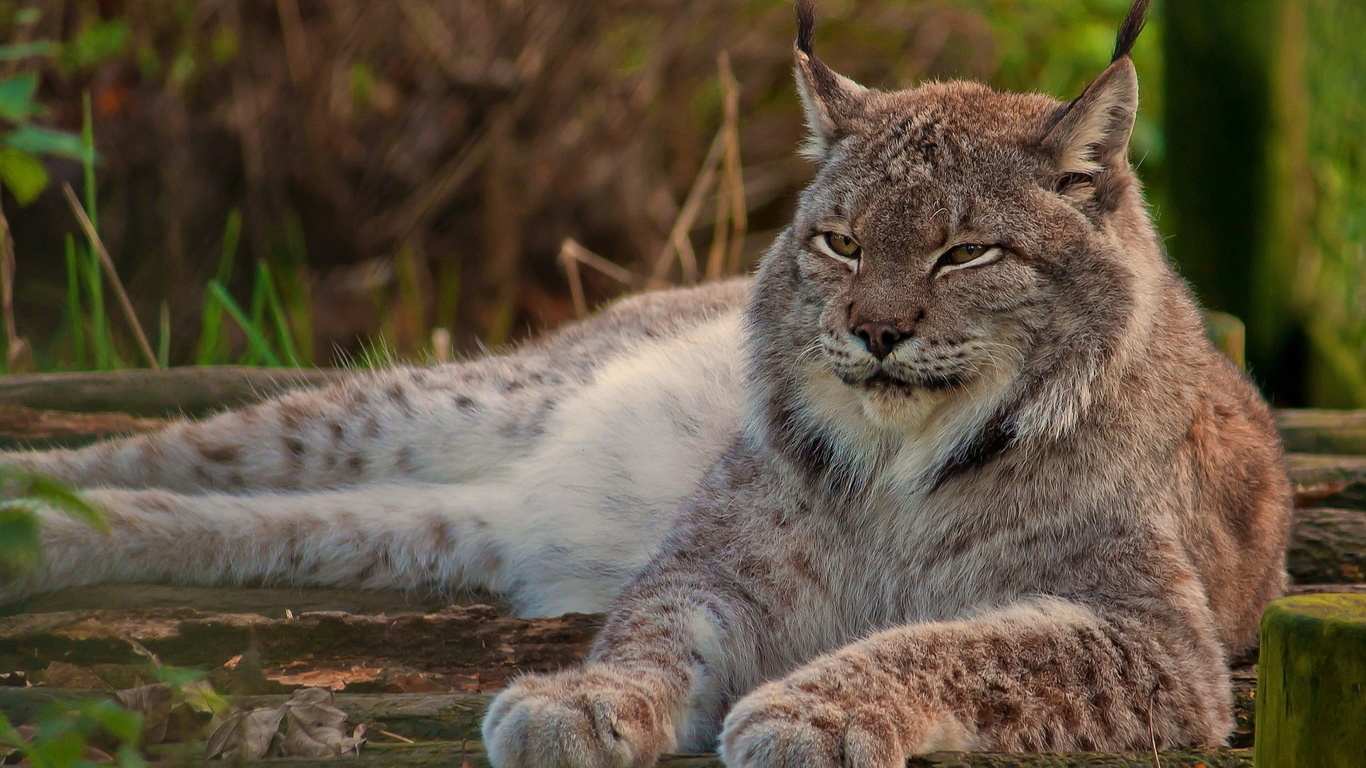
(14, 0, 999, 362)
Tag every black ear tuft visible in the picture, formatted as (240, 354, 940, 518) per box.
(1111, 0, 1151, 62)
(796, 0, 816, 55)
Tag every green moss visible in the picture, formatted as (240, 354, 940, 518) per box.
(1255, 594, 1366, 767)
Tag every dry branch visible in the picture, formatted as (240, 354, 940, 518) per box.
(61, 185, 160, 370)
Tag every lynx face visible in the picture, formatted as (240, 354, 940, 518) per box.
(796, 81, 1137, 410)
(745, 23, 1153, 455)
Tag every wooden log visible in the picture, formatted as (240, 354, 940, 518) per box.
(8, 584, 487, 619)
(1277, 409, 1366, 455)
(161, 745, 1258, 768)
(1286, 453, 1366, 510)
(0, 669, 1268, 749)
(0, 605, 599, 682)
(1254, 593, 1366, 767)
(0, 367, 352, 418)
(0, 686, 1262, 768)
(1205, 311, 1247, 370)
(1287, 508, 1366, 584)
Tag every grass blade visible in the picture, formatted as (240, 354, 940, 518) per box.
(81, 92, 97, 233)
(206, 279, 281, 367)
(256, 261, 301, 367)
(63, 234, 86, 369)
(82, 239, 109, 370)
(157, 300, 170, 369)
(195, 212, 241, 365)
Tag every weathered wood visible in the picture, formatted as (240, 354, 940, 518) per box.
(0, 677, 1267, 750)
(5, 584, 489, 619)
(0, 405, 168, 440)
(1277, 409, 1366, 455)
(1287, 508, 1366, 584)
(0, 405, 171, 451)
(1286, 453, 1366, 510)
(0, 685, 1262, 767)
(0, 605, 599, 684)
(0, 367, 352, 418)
(1254, 594, 1366, 767)
(153, 743, 1254, 768)
(1205, 311, 1247, 369)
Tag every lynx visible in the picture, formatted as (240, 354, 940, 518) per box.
(4, 0, 1290, 765)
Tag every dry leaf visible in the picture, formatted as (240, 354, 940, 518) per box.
(222, 654, 243, 670)
(115, 683, 173, 745)
(37, 661, 112, 690)
(385, 670, 448, 693)
(1294, 480, 1350, 507)
(267, 665, 382, 691)
(206, 687, 364, 760)
(277, 688, 363, 758)
(205, 705, 286, 760)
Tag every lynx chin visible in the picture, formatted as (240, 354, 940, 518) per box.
(4, 0, 1289, 765)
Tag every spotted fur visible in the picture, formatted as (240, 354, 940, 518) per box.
(4, 2, 1289, 766)
(483, 1, 1289, 766)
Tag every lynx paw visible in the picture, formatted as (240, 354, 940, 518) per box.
(482, 665, 675, 768)
(718, 681, 906, 768)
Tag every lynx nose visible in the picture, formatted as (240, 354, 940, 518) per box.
(852, 322, 907, 361)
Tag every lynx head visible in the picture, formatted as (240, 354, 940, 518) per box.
(746, 0, 1167, 486)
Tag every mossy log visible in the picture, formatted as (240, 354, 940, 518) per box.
(1254, 593, 1366, 767)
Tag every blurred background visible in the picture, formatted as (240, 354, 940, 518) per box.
(0, 0, 1361, 406)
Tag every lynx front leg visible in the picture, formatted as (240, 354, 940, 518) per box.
(719, 598, 1230, 768)
(483, 573, 757, 768)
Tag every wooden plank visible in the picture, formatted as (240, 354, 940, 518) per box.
(0, 367, 352, 418)
(1287, 454, 1366, 509)
(0, 684, 1261, 767)
(0, 605, 599, 683)
(1288, 508, 1366, 584)
(1276, 409, 1366, 455)
(4, 584, 486, 619)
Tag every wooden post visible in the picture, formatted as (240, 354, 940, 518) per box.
(1254, 593, 1366, 766)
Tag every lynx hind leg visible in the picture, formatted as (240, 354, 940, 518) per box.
(3, 358, 579, 495)
(5, 480, 583, 608)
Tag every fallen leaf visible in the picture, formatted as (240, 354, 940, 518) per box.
(37, 661, 112, 690)
(205, 705, 286, 760)
(115, 683, 173, 744)
(206, 687, 364, 760)
(277, 688, 363, 758)
(384, 670, 448, 693)
(222, 654, 243, 670)
(1294, 480, 1350, 507)
(267, 665, 382, 691)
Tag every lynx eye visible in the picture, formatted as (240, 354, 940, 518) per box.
(823, 232, 861, 259)
(944, 244, 988, 265)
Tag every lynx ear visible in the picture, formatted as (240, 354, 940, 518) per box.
(1043, 58, 1138, 179)
(794, 0, 868, 162)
